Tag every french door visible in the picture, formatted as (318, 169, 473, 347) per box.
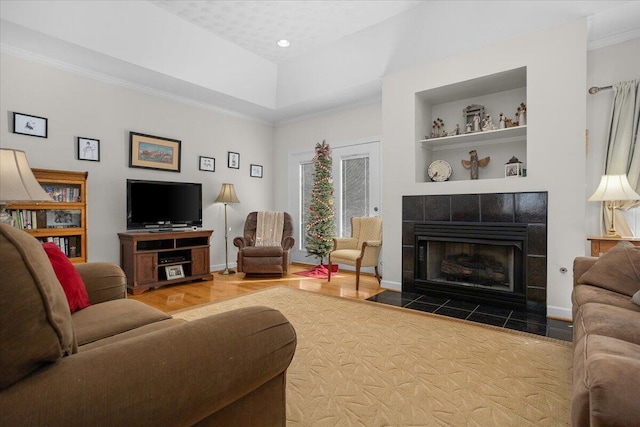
(288, 139, 381, 264)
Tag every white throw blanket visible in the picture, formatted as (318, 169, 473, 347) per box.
(255, 211, 284, 247)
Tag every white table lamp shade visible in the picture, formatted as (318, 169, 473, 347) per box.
(588, 174, 640, 202)
(0, 149, 51, 202)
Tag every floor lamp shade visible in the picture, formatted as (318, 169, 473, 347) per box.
(215, 183, 240, 204)
(215, 183, 239, 274)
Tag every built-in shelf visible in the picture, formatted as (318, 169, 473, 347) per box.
(414, 66, 527, 182)
(420, 125, 526, 151)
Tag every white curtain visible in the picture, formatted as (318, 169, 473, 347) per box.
(601, 79, 640, 237)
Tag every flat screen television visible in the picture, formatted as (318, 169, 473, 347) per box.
(127, 179, 202, 230)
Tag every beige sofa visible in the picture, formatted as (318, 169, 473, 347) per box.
(571, 242, 640, 427)
(0, 224, 297, 426)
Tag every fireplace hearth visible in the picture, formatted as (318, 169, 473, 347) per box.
(403, 192, 547, 313)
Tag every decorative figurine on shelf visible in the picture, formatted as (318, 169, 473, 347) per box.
(463, 104, 484, 132)
(473, 113, 481, 132)
(430, 118, 446, 138)
(481, 114, 496, 131)
(516, 103, 526, 126)
(505, 156, 523, 177)
(448, 124, 460, 136)
(462, 150, 490, 180)
(465, 123, 472, 133)
(499, 113, 506, 129)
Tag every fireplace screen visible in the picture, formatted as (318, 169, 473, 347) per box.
(422, 241, 516, 292)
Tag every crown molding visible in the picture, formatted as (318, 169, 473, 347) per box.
(588, 27, 640, 51)
(275, 96, 382, 127)
(0, 44, 274, 126)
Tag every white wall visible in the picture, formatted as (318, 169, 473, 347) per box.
(382, 20, 588, 319)
(586, 37, 640, 240)
(0, 53, 275, 269)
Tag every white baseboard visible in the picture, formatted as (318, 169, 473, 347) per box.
(210, 262, 237, 273)
(380, 280, 401, 291)
(546, 305, 573, 321)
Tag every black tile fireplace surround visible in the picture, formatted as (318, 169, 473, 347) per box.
(402, 192, 547, 314)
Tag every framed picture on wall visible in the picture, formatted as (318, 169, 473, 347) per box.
(228, 152, 240, 169)
(77, 137, 100, 161)
(199, 156, 215, 172)
(129, 132, 181, 172)
(13, 112, 48, 138)
(250, 164, 263, 178)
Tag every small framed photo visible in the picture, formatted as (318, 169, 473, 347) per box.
(228, 152, 240, 169)
(13, 112, 48, 138)
(250, 164, 263, 178)
(77, 137, 100, 161)
(505, 163, 522, 178)
(165, 265, 185, 280)
(46, 210, 81, 228)
(129, 132, 181, 172)
(199, 156, 215, 172)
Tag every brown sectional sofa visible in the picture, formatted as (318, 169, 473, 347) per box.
(0, 224, 297, 426)
(571, 242, 640, 427)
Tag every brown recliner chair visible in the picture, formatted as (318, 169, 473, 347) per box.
(233, 212, 295, 276)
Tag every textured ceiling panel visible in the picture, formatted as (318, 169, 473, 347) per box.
(150, 0, 421, 63)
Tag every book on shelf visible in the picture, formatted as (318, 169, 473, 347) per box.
(42, 186, 81, 202)
(36, 235, 79, 258)
(8, 209, 82, 230)
(36, 210, 47, 228)
(10, 209, 33, 229)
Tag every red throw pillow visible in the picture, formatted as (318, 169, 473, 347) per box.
(42, 242, 91, 313)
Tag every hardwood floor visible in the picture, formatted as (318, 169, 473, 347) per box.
(129, 263, 386, 313)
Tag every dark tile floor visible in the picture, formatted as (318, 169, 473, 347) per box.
(367, 290, 573, 342)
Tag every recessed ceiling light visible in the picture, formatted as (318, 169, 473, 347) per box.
(277, 39, 290, 48)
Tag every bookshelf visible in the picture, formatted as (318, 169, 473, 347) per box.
(7, 169, 88, 263)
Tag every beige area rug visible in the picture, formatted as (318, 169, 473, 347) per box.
(172, 287, 572, 426)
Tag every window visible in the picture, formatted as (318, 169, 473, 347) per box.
(341, 156, 369, 237)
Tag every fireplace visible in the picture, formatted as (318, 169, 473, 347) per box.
(414, 223, 527, 307)
(402, 192, 547, 313)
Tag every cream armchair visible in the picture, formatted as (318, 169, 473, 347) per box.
(328, 217, 382, 290)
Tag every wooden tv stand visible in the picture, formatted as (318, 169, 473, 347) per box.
(118, 230, 214, 295)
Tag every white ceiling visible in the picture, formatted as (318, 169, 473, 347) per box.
(1, 1, 640, 124)
(151, 0, 422, 63)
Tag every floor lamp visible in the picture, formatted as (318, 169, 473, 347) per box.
(215, 183, 240, 274)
